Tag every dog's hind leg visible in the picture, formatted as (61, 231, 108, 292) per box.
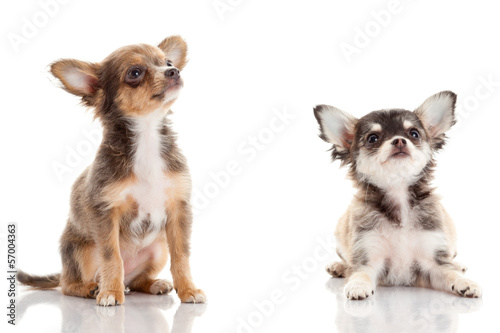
(326, 261, 351, 278)
(59, 228, 99, 299)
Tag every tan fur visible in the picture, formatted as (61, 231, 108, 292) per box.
(164, 171, 206, 302)
(50, 60, 99, 96)
(110, 45, 177, 116)
(18, 36, 205, 306)
(60, 240, 99, 299)
(158, 36, 189, 71)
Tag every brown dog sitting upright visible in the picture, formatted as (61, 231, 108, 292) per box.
(18, 36, 206, 306)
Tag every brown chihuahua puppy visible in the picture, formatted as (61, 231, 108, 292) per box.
(18, 36, 206, 306)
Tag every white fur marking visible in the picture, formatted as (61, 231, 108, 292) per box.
(370, 123, 382, 132)
(356, 137, 431, 190)
(361, 227, 448, 286)
(122, 109, 170, 247)
(403, 120, 413, 129)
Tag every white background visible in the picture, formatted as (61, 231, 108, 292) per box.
(1, 0, 499, 332)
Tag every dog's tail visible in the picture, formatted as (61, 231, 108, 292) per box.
(17, 270, 61, 289)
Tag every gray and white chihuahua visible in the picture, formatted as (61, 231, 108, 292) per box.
(314, 91, 482, 300)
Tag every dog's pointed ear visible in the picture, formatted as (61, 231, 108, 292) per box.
(158, 35, 188, 71)
(314, 104, 357, 162)
(50, 59, 100, 106)
(414, 91, 457, 138)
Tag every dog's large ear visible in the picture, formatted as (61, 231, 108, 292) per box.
(51, 59, 100, 107)
(414, 91, 456, 138)
(158, 35, 188, 71)
(314, 104, 357, 163)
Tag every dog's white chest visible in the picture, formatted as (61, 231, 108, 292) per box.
(365, 226, 447, 285)
(124, 111, 170, 245)
(127, 179, 169, 236)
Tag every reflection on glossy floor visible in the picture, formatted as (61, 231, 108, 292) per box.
(16, 288, 206, 333)
(325, 279, 483, 333)
(14, 276, 488, 333)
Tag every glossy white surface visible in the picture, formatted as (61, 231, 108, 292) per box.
(13, 274, 491, 333)
(2, 0, 500, 332)
(16, 288, 205, 333)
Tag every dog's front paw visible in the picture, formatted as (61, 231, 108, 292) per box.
(326, 261, 348, 278)
(96, 290, 125, 306)
(451, 278, 482, 298)
(178, 288, 207, 303)
(150, 279, 174, 295)
(344, 280, 374, 300)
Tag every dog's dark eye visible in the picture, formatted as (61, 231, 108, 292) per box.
(367, 134, 379, 144)
(410, 129, 420, 139)
(166, 60, 173, 67)
(128, 67, 142, 79)
(125, 66, 146, 86)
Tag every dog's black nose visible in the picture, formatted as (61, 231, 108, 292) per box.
(165, 68, 180, 79)
(392, 138, 407, 148)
